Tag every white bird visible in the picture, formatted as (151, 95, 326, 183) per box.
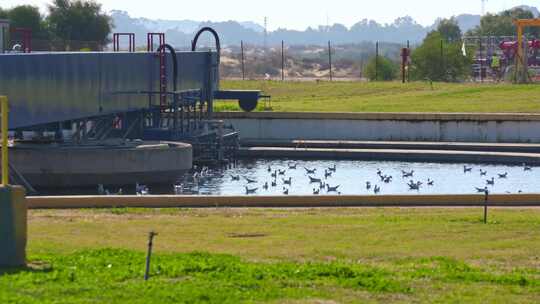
(245, 186, 258, 194)
(136, 183, 149, 196)
(326, 184, 340, 193)
(244, 177, 257, 184)
(174, 184, 183, 195)
(309, 176, 322, 183)
(304, 167, 316, 174)
(283, 177, 292, 185)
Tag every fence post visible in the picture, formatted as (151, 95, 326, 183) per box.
(407, 40, 410, 82)
(241, 40, 245, 80)
(328, 41, 333, 81)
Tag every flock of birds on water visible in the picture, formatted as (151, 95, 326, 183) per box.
(97, 162, 535, 196)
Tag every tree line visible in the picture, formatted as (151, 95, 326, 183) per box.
(365, 7, 536, 82)
(0, 0, 111, 50)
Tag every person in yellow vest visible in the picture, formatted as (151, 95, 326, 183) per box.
(491, 54, 501, 82)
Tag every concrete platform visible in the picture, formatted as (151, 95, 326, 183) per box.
(10, 141, 193, 189)
(238, 147, 540, 165)
(215, 112, 540, 143)
(241, 140, 540, 153)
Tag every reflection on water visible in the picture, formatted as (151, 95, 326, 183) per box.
(172, 159, 540, 196)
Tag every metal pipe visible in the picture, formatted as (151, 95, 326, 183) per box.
(144, 231, 158, 281)
(1, 96, 8, 185)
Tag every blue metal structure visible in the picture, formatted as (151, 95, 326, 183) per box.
(0, 51, 218, 130)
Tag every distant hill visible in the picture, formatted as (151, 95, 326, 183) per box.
(110, 6, 538, 47)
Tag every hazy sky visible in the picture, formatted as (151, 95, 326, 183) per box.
(2, 0, 539, 30)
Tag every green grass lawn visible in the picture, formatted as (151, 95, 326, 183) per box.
(217, 80, 540, 113)
(1, 208, 539, 303)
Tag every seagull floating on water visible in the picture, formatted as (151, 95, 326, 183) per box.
(486, 177, 495, 186)
(231, 175, 240, 181)
(174, 184, 183, 195)
(244, 177, 257, 184)
(476, 186, 488, 193)
(374, 185, 381, 194)
(479, 169, 487, 176)
(326, 184, 340, 193)
(245, 186, 258, 194)
(328, 164, 337, 172)
(136, 183, 149, 196)
(402, 170, 414, 178)
(324, 170, 332, 179)
(283, 177, 292, 185)
(366, 182, 372, 190)
(498, 172, 508, 179)
(464, 166, 473, 173)
(304, 167, 317, 174)
(309, 176, 322, 183)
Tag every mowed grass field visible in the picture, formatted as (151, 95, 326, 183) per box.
(217, 80, 540, 113)
(2, 207, 539, 303)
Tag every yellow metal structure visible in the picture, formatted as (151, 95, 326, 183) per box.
(0, 96, 8, 185)
(514, 19, 540, 83)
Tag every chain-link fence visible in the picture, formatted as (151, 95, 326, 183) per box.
(219, 41, 404, 81)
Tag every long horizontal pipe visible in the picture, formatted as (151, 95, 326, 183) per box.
(26, 194, 540, 209)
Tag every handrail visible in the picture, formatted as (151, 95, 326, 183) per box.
(0, 96, 8, 185)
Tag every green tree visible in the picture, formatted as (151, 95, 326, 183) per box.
(4, 5, 48, 39)
(468, 8, 538, 37)
(47, 0, 112, 47)
(0, 8, 8, 19)
(437, 18, 462, 42)
(364, 56, 398, 81)
(411, 31, 472, 82)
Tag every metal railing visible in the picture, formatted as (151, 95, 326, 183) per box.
(0, 96, 8, 186)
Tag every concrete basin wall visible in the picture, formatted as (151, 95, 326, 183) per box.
(11, 142, 193, 188)
(215, 112, 540, 143)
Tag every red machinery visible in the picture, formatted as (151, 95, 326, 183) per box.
(112, 33, 135, 52)
(147, 33, 167, 109)
(499, 39, 540, 66)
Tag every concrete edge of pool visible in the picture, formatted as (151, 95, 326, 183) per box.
(26, 194, 540, 209)
(237, 147, 540, 165)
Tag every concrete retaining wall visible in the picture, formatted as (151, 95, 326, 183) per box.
(11, 142, 192, 188)
(215, 112, 540, 143)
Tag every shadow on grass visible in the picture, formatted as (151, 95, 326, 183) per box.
(0, 261, 53, 275)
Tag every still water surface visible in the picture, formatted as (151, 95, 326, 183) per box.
(172, 159, 540, 196)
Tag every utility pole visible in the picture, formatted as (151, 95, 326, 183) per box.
(481, 0, 487, 16)
(264, 17, 268, 51)
(241, 40, 245, 80)
(328, 40, 333, 81)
